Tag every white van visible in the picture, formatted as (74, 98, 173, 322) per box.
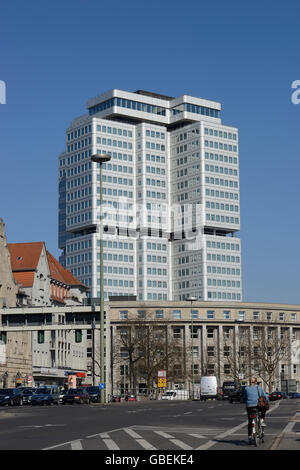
(200, 376, 218, 400)
(161, 389, 189, 400)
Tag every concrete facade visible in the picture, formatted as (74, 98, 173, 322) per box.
(0, 219, 32, 388)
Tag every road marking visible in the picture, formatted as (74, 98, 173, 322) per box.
(123, 428, 157, 450)
(103, 438, 120, 450)
(154, 431, 174, 439)
(270, 420, 296, 450)
(153, 430, 193, 450)
(70, 440, 83, 450)
(189, 433, 206, 439)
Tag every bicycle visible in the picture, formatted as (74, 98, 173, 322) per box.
(249, 407, 264, 446)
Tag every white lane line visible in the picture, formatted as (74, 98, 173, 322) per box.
(171, 439, 193, 450)
(154, 430, 193, 450)
(189, 433, 206, 439)
(123, 428, 157, 450)
(154, 431, 174, 439)
(103, 439, 120, 450)
(70, 440, 83, 450)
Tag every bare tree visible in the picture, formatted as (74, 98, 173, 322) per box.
(111, 311, 184, 395)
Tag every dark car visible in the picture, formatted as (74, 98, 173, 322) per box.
(222, 381, 240, 400)
(229, 385, 246, 403)
(62, 388, 90, 405)
(31, 386, 60, 405)
(85, 386, 101, 403)
(18, 387, 36, 405)
(0, 388, 24, 406)
(270, 391, 285, 401)
(288, 392, 300, 399)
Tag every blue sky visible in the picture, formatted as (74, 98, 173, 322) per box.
(0, 0, 299, 304)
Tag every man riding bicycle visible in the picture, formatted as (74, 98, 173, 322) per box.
(243, 377, 269, 445)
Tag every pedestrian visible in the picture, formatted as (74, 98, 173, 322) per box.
(243, 377, 269, 445)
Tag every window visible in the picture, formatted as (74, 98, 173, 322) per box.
(155, 310, 164, 319)
(191, 309, 198, 319)
(279, 312, 285, 321)
(223, 310, 230, 320)
(223, 327, 230, 339)
(173, 328, 181, 338)
(37, 331, 45, 344)
(238, 311, 245, 321)
(75, 330, 82, 343)
(0, 332, 7, 345)
(173, 309, 181, 319)
(191, 326, 198, 338)
(120, 347, 129, 358)
(137, 310, 146, 320)
(192, 346, 199, 357)
(207, 328, 214, 338)
(253, 311, 259, 320)
(119, 310, 128, 320)
(266, 312, 272, 321)
(224, 346, 230, 357)
(207, 310, 215, 319)
(207, 346, 215, 357)
(207, 364, 215, 374)
(291, 313, 296, 322)
(224, 364, 231, 375)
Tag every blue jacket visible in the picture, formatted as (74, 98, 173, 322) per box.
(243, 385, 269, 407)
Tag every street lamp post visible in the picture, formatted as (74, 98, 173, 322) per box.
(91, 153, 111, 403)
(187, 296, 197, 400)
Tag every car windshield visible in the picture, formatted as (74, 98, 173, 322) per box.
(22, 389, 35, 395)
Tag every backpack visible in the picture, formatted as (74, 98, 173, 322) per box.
(257, 386, 269, 411)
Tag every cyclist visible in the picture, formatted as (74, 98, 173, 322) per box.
(243, 376, 269, 445)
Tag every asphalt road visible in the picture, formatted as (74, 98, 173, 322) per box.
(0, 398, 299, 451)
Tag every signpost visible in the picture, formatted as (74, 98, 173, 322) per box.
(158, 370, 167, 389)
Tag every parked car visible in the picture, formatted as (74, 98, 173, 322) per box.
(0, 388, 24, 406)
(288, 392, 300, 399)
(19, 387, 36, 405)
(31, 386, 60, 405)
(85, 386, 101, 403)
(127, 394, 137, 402)
(222, 381, 240, 400)
(62, 388, 90, 405)
(229, 385, 246, 403)
(270, 391, 285, 401)
(111, 395, 121, 402)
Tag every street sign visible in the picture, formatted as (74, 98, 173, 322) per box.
(99, 383, 105, 389)
(158, 377, 167, 388)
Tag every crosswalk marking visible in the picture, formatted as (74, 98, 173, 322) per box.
(123, 428, 157, 450)
(153, 430, 193, 450)
(70, 440, 83, 450)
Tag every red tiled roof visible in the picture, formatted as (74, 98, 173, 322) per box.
(46, 251, 87, 289)
(8, 242, 44, 271)
(13, 271, 35, 288)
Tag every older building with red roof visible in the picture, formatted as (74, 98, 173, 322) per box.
(8, 242, 88, 306)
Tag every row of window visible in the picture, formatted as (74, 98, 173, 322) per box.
(206, 241, 240, 251)
(207, 266, 241, 276)
(206, 202, 239, 213)
(67, 138, 91, 153)
(204, 127, 237, 140)
(205, 152, 238, 165)
(205, 188, 239, 200)
(205, 140, 237, 152)
(96, 124, 133, 138)
(67, 125, 92, 141)
(205, 164, 238, 176)
(205, 176, 239, 188)
(67, 213, 92, 226)
(102, 188, 133, 198)
(206, 214, 240, 225)
(96, 137, 133, 149)
(145, 129, 165, 139)
(207, 279, 241, 288)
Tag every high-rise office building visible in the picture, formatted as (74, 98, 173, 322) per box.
(58, 89, 242, 302)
